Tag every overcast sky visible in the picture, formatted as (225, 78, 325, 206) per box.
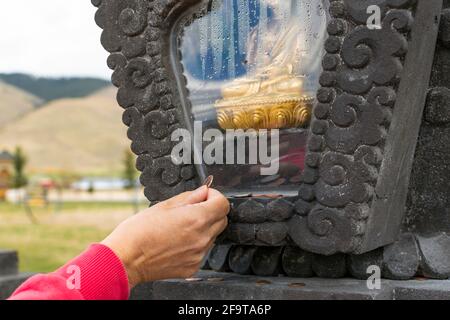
(0, 1, 111, 79)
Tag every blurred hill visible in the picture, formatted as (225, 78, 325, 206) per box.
(0, 86, 130, 175)
(0, 81, 43, 127)
(0, 73, 110, 102)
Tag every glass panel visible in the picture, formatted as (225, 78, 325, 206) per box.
(179, 0, 329, 195)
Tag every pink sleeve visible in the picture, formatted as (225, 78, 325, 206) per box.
(8, 244, 129, 300)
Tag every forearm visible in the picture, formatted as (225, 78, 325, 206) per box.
(8, 244, 129, 300)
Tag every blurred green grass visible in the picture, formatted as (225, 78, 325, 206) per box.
(0, 202, 135, 273)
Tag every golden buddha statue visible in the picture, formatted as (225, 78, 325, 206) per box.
(215, 21, 314, 130)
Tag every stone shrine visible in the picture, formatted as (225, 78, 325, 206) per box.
(91, 0, 450, 299)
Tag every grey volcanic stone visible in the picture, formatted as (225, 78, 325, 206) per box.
(0, 250, 18, 276)
(348, 248, 384, 280)
(312, 254, 347, 278)
(208, 245, 232, 272)
(0, 273, 33, 300)
(394, 280, 450, 300)
(256, 223, 288, 245)
(382, 234, 420, 280)
(425, 87, 450, 124)
(281, 246, 314, 278)
(250, 247, 283, 276)
(233, 200, 267, 224)
(226, 224, 257, 244)
(130, 282, 154, 301)
(417, 233, 450, 279)
(137, 271, 393, 300)
(131, 271, 450, 300)
(404, 120, 450, 235)
(439, 9, 450, 47)
(266, 199, 294, 222)
(228, 246, 257, 275)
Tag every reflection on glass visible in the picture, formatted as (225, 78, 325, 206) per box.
(179, 0, 329, 194)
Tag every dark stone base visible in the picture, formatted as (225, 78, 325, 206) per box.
(0, 273, 33, 300)
(130, 271, 450, 300)
(204, 232, 450, 281)
(0, 249, 33, 299)
(0, 250, 18, 277)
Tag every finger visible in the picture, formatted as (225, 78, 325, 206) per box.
(154, 193, 190, 209)
(186, 186, 209, 205)
(201, 189, 230, 220)
(208, 217, 228, 239)
(191, 197, 229, 226)
(206, 188, 227, 202)
(156, 186, 208, 209)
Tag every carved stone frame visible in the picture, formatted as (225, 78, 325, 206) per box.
(93, 0, 442, 256)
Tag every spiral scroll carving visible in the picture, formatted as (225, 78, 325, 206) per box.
(337, 10, 413, 95)
(289, 207, 353, 255)
(93, 0, 199, 202)
(291, 0, 417, 254)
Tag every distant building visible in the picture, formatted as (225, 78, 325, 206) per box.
(0, 151, 14, 200)
(71, 177, 135, 191)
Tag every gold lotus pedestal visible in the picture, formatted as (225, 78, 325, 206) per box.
(215, 74, 314, 130)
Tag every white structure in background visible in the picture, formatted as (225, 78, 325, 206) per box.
(5, 188, 26, 204)
(5, 179, 148, 205)
(71, 178, 131, 191)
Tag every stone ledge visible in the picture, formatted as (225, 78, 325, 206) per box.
(130, 271, 450, 300)
(0, 273, 33, 300)
(0, 250, 18, 276)
(393, 281, 450, 300)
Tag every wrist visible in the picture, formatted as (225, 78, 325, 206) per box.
(101, 238, 142, 289)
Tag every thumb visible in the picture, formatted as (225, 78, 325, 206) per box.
(156, 185, 208, 209)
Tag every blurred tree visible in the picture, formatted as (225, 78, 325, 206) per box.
(123, 149, 137, 190)
(12, 146, 28, 188)
(87, 181, 95, 194)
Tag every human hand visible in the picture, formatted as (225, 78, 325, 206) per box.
(101, 186, 230, 288)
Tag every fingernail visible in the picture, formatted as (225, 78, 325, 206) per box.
(192, 185, 207, 196)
